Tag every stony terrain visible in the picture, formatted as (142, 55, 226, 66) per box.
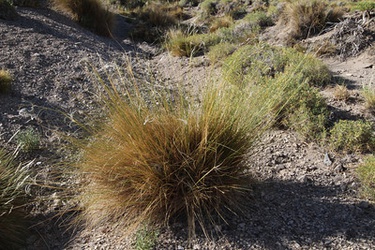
(0, 4, 374, 250)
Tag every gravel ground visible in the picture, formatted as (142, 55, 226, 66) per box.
(1, 5, 375, 250)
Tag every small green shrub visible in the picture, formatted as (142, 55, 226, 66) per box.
(207, 42, 236, 64)
(282, 78, 329, 141)
(53, 0, 114, 36)
(134, 226, 159, 250)
(362, 86, 375, 113)
(329, 120, 375, 153)
(352, 1, 375, 12)
(0, 149, 29, 249)
(357, 155, 375, 200)
(223, 44, 331, 87)
(0, 69, 12, 94)
(16, 128, 41, 152)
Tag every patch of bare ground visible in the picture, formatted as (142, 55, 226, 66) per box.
(0, 4, 375, 250)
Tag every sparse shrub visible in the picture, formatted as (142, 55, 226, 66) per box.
(0, 0, 18, 20)
(333, 84, 350, 101)
(223, 44, 331, 87)
(0, 149, 29, 249)
(134, 226, 159, 250)
(223, 44, 330, 141)
(280, 0, 344, 39)
(0, 69, 12, 94)
(53, 0, 114, 36)
(16, 128, 41, 152)
(199, 0, 218, 18)
(207, 42, 236, 64)
(329, 120, 375, 152)
(362, 86, 375, 113)
(357, 155, 375, 200)
(282, 77, 329, 141)
(75, 65, 292, 239)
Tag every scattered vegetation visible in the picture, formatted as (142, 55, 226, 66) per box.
(357, 155, 375, 200)
(0, 69, 12, 94)
(329, 120, 375, 153)
(53, 0, 114, 36)
(207, 42, 236, 64)
(0, 149, 29, 249)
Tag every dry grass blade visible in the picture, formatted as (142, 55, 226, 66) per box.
(0, 148, 30, 248)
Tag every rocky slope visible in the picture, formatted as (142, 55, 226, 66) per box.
(0, 5, 375, 250)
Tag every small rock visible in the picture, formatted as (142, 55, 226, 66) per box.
(324, 153, 333, 166)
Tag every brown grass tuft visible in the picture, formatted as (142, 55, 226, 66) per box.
(53, 0, 114, 36)
(75, 64, 292, 239)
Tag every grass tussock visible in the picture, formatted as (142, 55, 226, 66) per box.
(333, 84, 350, 101)
(0, 69, 12, 94)
(0, 149, 29, 249)
(357, 155, 375, 200)
(53, 0, 114, 36)
(280, 0, 344, 40)
(75, 64, 295, 239)
(129, 2, 183, 43)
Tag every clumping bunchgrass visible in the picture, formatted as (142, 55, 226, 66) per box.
(209, 15, 233, 32)
(357, 155, 375, 200)
(129, 2, 183, 43)
(329, 120, 375, 153)
(0, 69, 12, 94)
(0, 149, 29, 249)
(362, 86, 375, 113)
(165, 29, 219, 57)
(53, 0, 114, 36)
(280, 0, 344, 40)
(333, 84, 350, 101)
(75, 64, 295, 239)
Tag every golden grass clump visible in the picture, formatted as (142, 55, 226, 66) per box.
(333, 84, 350, 101)
(75, 65, 293, 239)
(0, 69, 12, 94)
(0, 149, 29, 249)
(281, 0, 344, 39)
(53, 0, 114, 36)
